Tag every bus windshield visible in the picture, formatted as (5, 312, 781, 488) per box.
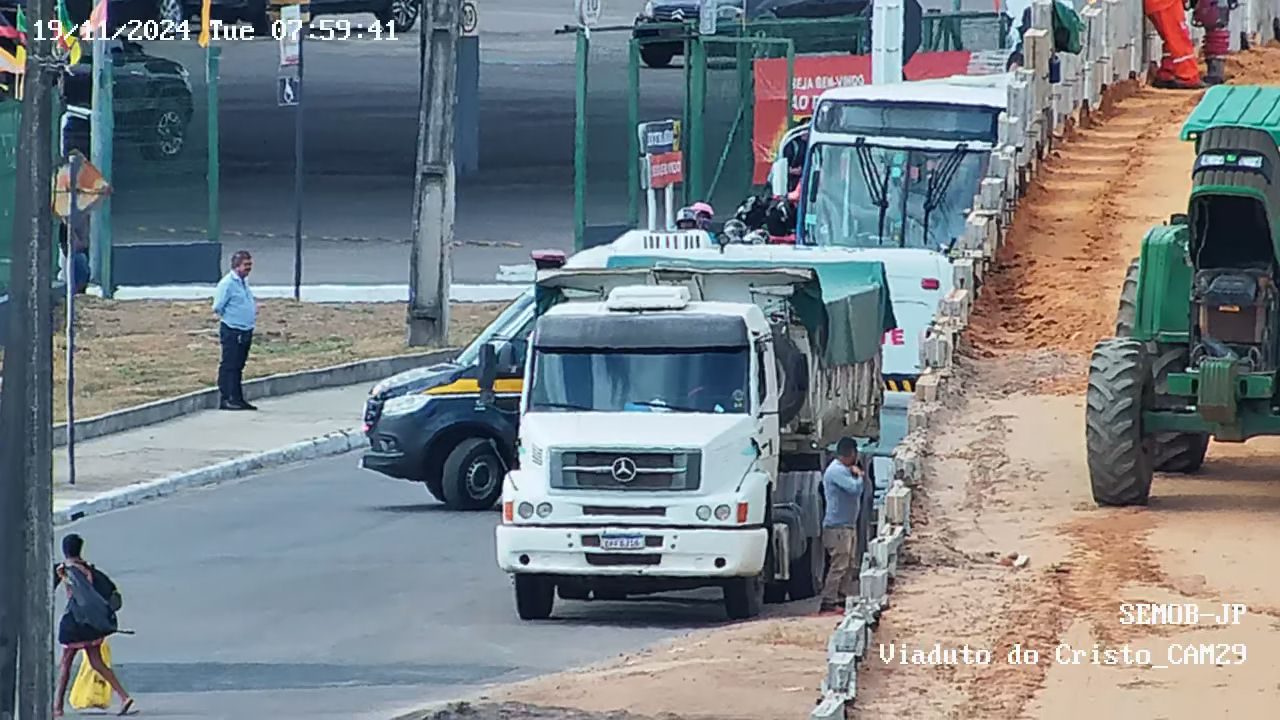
(802, 142, 990, 252)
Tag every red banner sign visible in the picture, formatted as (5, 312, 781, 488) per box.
(751, 51, 974, 184)
(648, 151, 683, 189)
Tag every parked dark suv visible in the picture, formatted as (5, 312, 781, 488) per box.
(633, 0, 870, 68)
(60, 40, 195, 162)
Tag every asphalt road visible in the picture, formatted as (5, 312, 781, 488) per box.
(59, 451, 774, 720)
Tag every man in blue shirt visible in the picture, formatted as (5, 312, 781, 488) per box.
(820, 436, 864, 613)
(212, 250, 258, 411)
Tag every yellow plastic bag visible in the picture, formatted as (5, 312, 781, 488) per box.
(68, 641, 112, 710)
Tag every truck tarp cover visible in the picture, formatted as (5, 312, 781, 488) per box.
(543, 254, 897, 367)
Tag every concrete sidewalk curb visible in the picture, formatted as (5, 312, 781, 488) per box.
(53, 349, 455, 448)
(54, 426, 369, 527)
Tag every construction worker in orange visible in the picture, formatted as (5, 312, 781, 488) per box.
(1145, 0, 1205, 89)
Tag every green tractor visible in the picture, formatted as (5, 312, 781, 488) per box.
(1086, 85, 1280, 506)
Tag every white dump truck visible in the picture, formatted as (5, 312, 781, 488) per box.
(485, 256, 896, 621)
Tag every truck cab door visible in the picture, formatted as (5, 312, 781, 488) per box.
(755, 340, 780, 478)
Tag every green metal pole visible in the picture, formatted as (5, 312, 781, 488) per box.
(785, 44, 795, 133)
(90, 34, 114, 297)
(573, 29, 588, 252)
(50, 86, 61, 272)
(681, 34, 691, 207)
(626, 39, 640, 228)
(207, 46, 220, 247)
(736, 40, 752, 195)
(687, 34, 707, 203)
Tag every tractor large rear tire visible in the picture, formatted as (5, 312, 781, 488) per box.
(1086, 338, 1155, 506)
(1149, 344, 1210, 474)
(1115, 257, 1139, 336)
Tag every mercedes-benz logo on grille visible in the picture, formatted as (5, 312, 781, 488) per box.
(611, 457, 638, 483)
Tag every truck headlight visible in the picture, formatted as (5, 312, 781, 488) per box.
(536, 502, 553, 518)
(696, 505, 712, 521)
(714, 504, 732, 521)
(518, 502, 535, 519)
(381, 393, 429, 417)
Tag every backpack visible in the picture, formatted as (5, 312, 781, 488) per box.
(63, 564, 118, 635)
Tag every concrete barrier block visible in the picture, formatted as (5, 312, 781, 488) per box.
(868, 535, 899, 575)
(952, 256, 976, 292)
(940, 289, 971, 329)
(823, 651, 858, 695)
(860, 566, 890, 607)
(885, 482, 912, 527)
(915, 372, 941, 403)
(828, 613, 871, 657)
(810, 693, 849, 720)
(892, 448, 922, 487)
(922, 328, 954, 370)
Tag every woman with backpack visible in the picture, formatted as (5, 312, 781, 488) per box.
(52, 533, 136, 717)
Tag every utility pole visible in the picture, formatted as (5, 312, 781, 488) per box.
(406, 0, 459, 347)
(0, 0, 56, 715)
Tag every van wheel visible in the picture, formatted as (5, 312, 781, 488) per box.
(514, 575, 555, 620)
(424, 477, 446, 503)
(441, 438, 504, 511)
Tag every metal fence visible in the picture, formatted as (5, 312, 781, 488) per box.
(572, 11, 1015, 250)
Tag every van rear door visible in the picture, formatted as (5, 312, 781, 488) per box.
(882, 298, 934, 391)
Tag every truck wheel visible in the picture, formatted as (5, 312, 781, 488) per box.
(557, 581, 591, 601)
(441, 438, 504, 511)
(786, 537, 825, 601)
(424, 477, 446, 503)
(640, 43, 677, 69)
(723, 574, 765, 620)
(1115, 257, 1139, 336)
(1086, 338, 1154, 506)
(514, 575, 555, 620)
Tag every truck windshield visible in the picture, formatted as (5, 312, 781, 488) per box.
(528, 349, 751, 414)
(455, 290, 536, 367)
(802, 143, 989, 252)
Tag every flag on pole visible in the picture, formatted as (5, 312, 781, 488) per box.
(0, 47, 22, 75)
(198, 0, 212, 47)
(0, 11, 24, 42)
(55, 0, 83, 65)
(14, 7, 26, 97)
(80, 0, 108, 39)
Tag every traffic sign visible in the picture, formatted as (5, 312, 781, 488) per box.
(278, 75, 300, 106)
(575, 0, 601, 29)
(461, 0, 478, 36)
(279, 4, 301, 67)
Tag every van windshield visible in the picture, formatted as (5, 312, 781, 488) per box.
(802, 143, 989, 252)
(455, 290, 536, 368)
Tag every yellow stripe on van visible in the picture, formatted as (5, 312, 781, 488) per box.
(424, 378, 524, 395)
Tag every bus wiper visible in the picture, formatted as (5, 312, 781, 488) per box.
(853, 138, 892, 245)
(921, 143, 969, 250)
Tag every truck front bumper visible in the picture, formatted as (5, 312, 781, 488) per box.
(496, 524, 768, 578)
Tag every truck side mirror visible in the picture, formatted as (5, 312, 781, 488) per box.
(478, 343, 498, 407)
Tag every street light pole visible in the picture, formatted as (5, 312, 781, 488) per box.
(0, 0, 58, 715)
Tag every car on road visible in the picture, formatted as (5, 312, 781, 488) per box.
(60, 40, 194, 162)
(180, 0, 419, 36)
(633, 0, 870, 68)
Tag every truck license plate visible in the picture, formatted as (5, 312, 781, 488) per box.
(600, 534, 645, 550)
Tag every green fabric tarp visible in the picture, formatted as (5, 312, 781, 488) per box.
(537, 253, 899, 367)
